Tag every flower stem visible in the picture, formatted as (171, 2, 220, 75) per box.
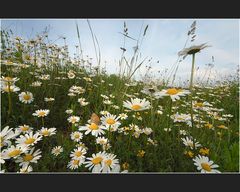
(189, 53, 196, 147)
(189, 53, 196, 91)
(7, 82, 12, 118)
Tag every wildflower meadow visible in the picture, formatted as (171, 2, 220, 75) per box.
(0, 20, 239, 173)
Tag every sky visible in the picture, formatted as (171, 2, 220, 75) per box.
(1, 19, 239, 84)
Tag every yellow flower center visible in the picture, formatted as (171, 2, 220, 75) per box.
(8, 149, 21, 157)
(188, 142, 194, 147)
(21, 126, 29, 131)
(105, 159, 112, 166)
(199, 148, 209, 156)
(74, 134, 80, 139)
(106, 118, 116, 125)
(89, 123, 99, 130)
(75, 151, 82, 157)
(99, 140, 105, 144)
(177, 117, 184, 121)
(23, 154, 33, 161)
(4, 76, 13, 81)
(38, 111, 46, 117)
(205, 123, 213, 129)
(24, 138, 35, 144)
(201, 163, 212, 172)
(188, 151, 194, 158)
(23, 94, 31, 101)
(166, 88, 181, 95)
(131, 104, 142, 111)
(72, 118, 77, 123)
(122, 162, 129, 170)
(73, 159, 79, 165)
(42, 130, 49, 136)
(218, 125, 226, 129)
(194, 102, 203, 107)
(92, 156, 103, 165)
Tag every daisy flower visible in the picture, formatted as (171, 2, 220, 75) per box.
(193, 155, 220, 173)
(65, 109, 73, 114)
(31, 81, 42, 87)
(67, 159, 84, 170)
(16, 147, 42, 167)
(181, 136, 201, 149)
(17, 125, 33, 134)
(123, 98, 151, 111)
(0, 76, 19, 82)
(69, 85, 85, 94)
(70, 146, 87, 160)
(18, 165, 33, 173)
(171, 113, 192, 123)
(32, 109, 50, 118)
(78, 98, 89, 106)
(51, 146, 63, 156)
(154, 88, 190, 101)
(84, 151, 107, 173)
(75, 142, 88, 150)
(101, 153, 120, 173)
(67, 70, 76, 79)
(39, 127, 56, 137)
(1, 145, 28, 160)
(16, 132, 42, 147)
(44, 97, 55, 102)
(100, 110, 110, 116)
(0, 152, 5, 164)
(180, 130, 187, 135)
(0, 76, 19, 86)
(96, 137, 108, 145)
(67, 116, 80, 124)
(1, 84, 20, 93)
(70, 131, 83, 142)
(141, 84, 159, 96)
(100, 113, 121, 131)
(0, 126, 19, 148)
(178, 43, 211, 58)
(18, 91, 34, 104)
(193, 101, 212, 110)
(164, 128, 172, 132)
(103, 100, 113, 105)
(143, 127, 153, 135)
(79, 123, 107, 137)
(119, 113, 128, 120)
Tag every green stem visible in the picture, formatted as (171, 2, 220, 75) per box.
(150, 96, 155, 137)
(7, 82, 12, 118)
(189, 53, 196, 147)
(189, 53, 195, 91)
